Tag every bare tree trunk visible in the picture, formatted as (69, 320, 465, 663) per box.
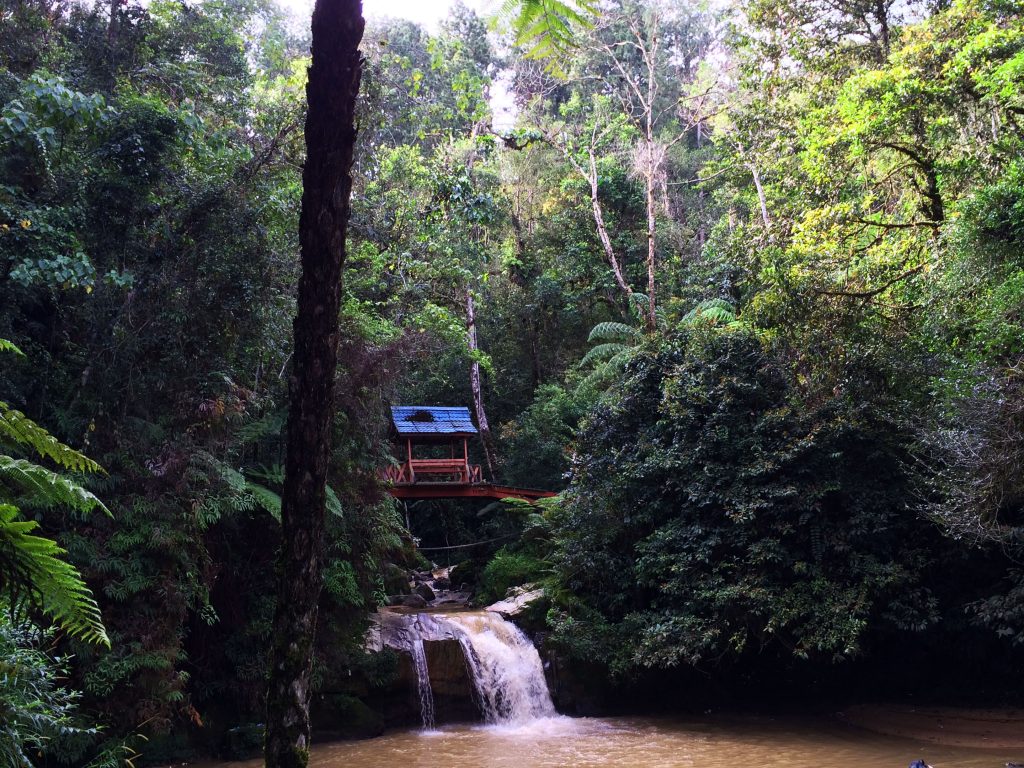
(749, 161, 771, 229)
(553, 130, 633, 303)
(585, 146, 633, 301)
(645, 136, 657, 330)
(264, 2, 363, 767)
(643, 58, 657, 331)
(466, 290, 498, 480)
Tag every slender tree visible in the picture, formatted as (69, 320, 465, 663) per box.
(264, 1, 364, 766)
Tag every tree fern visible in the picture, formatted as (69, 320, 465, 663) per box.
(580, 342, 630, 367)
(679, 298, 742, 329)
(0, 403, 104, 473)
(579, 314, 647, 391)
(499, 0, 599, 73)
(0, 457, 110, 516)
(0, 339, 109, 646)
(587, 322, 640, 344)
(244, 479, 282, 519)
(0, 506, 108, 645)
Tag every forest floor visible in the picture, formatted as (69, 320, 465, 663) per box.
(841, 704, 1024, 748)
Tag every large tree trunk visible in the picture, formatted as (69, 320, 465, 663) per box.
(264, 2, 363, 767)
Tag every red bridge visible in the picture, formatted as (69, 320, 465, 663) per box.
(381, 406, 556, 503)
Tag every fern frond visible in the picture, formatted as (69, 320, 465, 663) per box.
(247, 463, 285, 487)
(235, 411, 285, 445)
(587, 322, 639, 344)
(0, 505, 109, 646)
(244, 480, 281, 519)
(0, 456, 110, 517)
(500, 0, 599, 74)
(325, 486, 344, 518)
(0, 403, 105, 474)
(580, 342, 629, 367)
(577, 365, 615, 392)
(0, 339, 24, 356)
(241, 475, 340, 519)
(606, 348, 634, 370)
(680, 298, 740, 328)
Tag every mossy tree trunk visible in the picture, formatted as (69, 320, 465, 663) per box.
(264, 1, 363, 766)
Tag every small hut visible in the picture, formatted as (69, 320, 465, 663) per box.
(384, 406, 483, 486)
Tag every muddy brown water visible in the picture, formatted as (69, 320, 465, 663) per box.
(193, 714, 1019, 767)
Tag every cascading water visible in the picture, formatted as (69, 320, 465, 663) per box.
(409, 638, 436, 730)
(446, 612, 556, 724)
(370, 608, 557, 728)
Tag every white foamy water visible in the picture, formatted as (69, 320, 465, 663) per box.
(408, 637, 435, 730)
(370, 608, 558, 728)
(445, 611, 557, 724)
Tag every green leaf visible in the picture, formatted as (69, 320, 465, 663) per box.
(0, 456, 110, 517)
(0, 339, 24, 357)
(587, 322, 640, 344)
(244, 479, 281, 520)
(0, 403, 104, 474)
(0, 505, 109, 646)
(498, 0, 599, 75)
(581, 342, 629, 367)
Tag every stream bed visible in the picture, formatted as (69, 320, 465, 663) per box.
(203, 714, 1016, 767)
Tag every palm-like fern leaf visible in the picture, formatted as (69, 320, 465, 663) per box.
(580, 342, 629, 367)
(242, 471, 342, 520)
(244, 479, 281, 519)
(0, 457, 110, 517)
(680, 298, 741, 328)
(0, 505, 109, 646)
(0, 341, 109, 647)
(499, 0, 599, 72)
(587, 322, 640, 344)
(0, 339, 24, 356)
(0, 404, 104, 474)
(578, 348, 636, 391)
(325, 486, 344, 519)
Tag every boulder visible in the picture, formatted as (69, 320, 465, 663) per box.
(387, 594, 427, 609)
(383, 563, 412, 595)
(487, 585, 544, 617)
(311, 694, 385, 740)
(414, 582, 436, 602)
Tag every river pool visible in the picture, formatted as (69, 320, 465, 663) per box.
(202, 714, 1017, 767)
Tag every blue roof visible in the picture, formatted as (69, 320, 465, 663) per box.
(391, 406, 478, 436)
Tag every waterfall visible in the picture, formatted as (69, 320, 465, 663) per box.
(409, 638, 436, 730)
(446, 612, 556, 724)
(370, 609, 556, 728)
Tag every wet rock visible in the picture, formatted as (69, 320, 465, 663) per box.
(487, 586, 546, 630)
(415, 583, 436, 602)
(433, 577, 452, 591)
(366, 611, 481, 726)
(387, 594, 427, 609)
(383, 563, 412, 595)
(311, 694, 384, 739)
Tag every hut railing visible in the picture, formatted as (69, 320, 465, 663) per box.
(380, 460, 483, 485)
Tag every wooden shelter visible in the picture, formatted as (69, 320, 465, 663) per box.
(381, 405, 555, 502)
